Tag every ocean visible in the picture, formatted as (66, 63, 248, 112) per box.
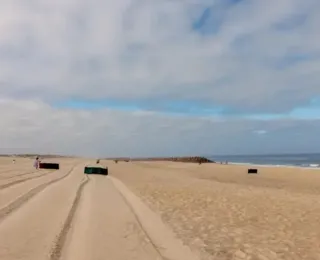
(208, 153, 320, 168)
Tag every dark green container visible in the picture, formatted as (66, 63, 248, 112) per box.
(84, 166, 108, 175)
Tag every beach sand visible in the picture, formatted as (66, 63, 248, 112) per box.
(1, 156, 320, 259)
(111, 161, 320, 260)
(0, 157, 186, 260)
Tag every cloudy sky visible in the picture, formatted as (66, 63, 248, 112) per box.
(0, 0, 319, 157)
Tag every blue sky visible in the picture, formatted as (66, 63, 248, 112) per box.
(0, 0, 319, 157)
(54, 98, 320, 119)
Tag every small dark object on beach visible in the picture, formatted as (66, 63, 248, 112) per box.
(96, 159, 100, 164)
(114, 160, 118, 163)
(84, 166, 108, 175)
(39, 162, 60, 170)
(248, 168, 258, 174)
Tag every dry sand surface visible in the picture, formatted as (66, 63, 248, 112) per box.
(110, 160, 320, 260)
(3, 156, 320, 260)
(0, 157, 195, 260)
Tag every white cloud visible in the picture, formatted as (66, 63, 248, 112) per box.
(0, 98, 319, 156)
(0, 0, 318, 109)
(253, 130, 267, 135)
(0, 0, 319, 155)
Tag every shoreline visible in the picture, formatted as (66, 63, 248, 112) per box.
(225, 162, 320, 169)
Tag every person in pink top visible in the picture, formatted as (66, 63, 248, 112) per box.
(34, 157, 39, 169)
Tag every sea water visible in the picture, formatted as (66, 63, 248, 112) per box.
(208, 153, 320, 168)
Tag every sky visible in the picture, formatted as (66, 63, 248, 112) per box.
(0, 0, 320, 157)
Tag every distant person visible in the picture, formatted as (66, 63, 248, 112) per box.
(34, 157, 39, 169)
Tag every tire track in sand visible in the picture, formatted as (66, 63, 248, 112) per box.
(110, 176, 201, 260)
(111, 177, 168, 260)
(60, 175, 163, 260)
(49, 175, 90, 260)
(0, 166, 76, 224)
(0, 170, 56, 190)
(0, 169, 42, 180)
(0, 168, 29, 177)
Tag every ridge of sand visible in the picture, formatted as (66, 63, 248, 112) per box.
(110, 176, 201, 260)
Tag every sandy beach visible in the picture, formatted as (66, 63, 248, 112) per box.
(1, 156, 320, 259)
(111, 160, 320, 260)
(0, 157, 186, 260)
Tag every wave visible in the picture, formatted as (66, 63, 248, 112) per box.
(225, 162, 320, 169)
